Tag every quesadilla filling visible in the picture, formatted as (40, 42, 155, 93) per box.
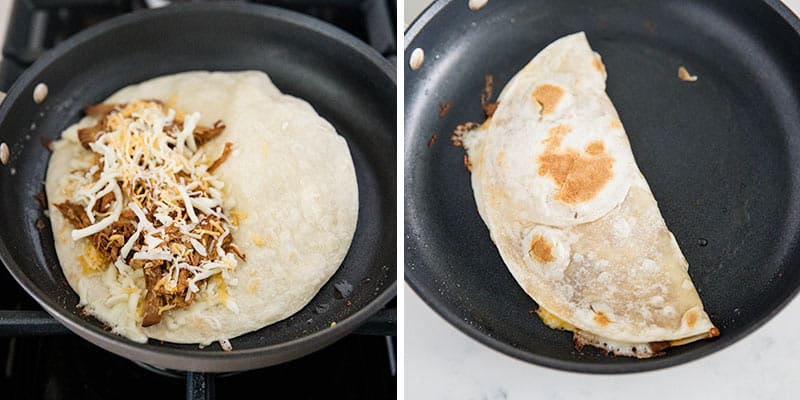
(54, 100, 244, 327)
(536, 307, 719, 358)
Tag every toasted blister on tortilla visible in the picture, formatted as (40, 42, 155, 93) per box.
(462, 33, 718, 358)
(46, 71, 358, 345)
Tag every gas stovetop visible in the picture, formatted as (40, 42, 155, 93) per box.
(0, 1, 396, 399)
(0, 0, 397, 91)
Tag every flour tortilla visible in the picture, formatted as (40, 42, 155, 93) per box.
(46, 71, 358, 344)
(463, 33, 717, 356)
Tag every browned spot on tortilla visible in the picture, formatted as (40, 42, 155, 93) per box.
(528, 235, 554, 263)
(610, 118, 623, 129)
(593, 311, 610, 326)
(463, 154, 472, 171)
(586, 141, 605, 155)
(686, 310, 698, 328)
(592, 56, 606, 74)
(538, 140, 614, 204)
(532, 84, 564, 115)
(708, 327, 720, 338)
(543, 124, 572, 148)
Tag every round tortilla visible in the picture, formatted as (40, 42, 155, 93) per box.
(46, 71, 358, 344)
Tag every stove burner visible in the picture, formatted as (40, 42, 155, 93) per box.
(132, 361, 241, 379)
(0, 0, 396, 91)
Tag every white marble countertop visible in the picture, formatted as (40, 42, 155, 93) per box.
(407, 285, 799, 399)
(405, 1, 800, 399)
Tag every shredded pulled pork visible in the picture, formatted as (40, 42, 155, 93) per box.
(208, 142, 233, 173)
(480, 74, 498, 118)
(56, 100, 244, 328)
(55, 201, 92, 228)
(77, 101, 225, 151)
(92, 208, 136, 262)
(194, 120, 226, 147)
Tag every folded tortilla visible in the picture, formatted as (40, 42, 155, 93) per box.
(46, 71, 358, 345)
(463, 33, 718, 357)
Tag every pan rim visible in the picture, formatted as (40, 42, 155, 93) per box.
(0, 2, 396, 372)
(404, 0, 800, 374)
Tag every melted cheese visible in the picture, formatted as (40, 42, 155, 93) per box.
(535, 307, 575, 331)
(537, 305, 715, 358)
(79, 243, 107, 274)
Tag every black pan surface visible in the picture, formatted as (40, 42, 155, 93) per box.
(405, 0, 800, 373)
(0, 3, 396, 372)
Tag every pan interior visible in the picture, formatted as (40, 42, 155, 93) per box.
(0, 4, 395, 369)
(405, 0, 800, 372)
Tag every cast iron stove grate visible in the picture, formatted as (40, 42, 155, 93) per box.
(0, 1, 396, 399)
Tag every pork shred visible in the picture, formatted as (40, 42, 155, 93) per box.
(54, 201, 91, 229)
(142, 261, 194, 327)
(207, 142, 233, 173)
(480, 74, 498, 118)
(78, 121, 107, 150)
(77, 101, 226, 149)
(194, 120, 226, 147)
(34, 190, 48, 210)
(439, 102, 452, 118)
(91, 208, 136, 262)
(138, 215, 243, 326)
(54, 100, 245, 328)
(83, 103, 123, 117)
(93, 191, 116, 213)
(451, 122, 480, 147)
(141, 264, 163, 327)
(448, 75, 496, 151)
(56, 201, 242, 326)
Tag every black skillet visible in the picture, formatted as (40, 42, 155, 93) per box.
(0, 3, 396, 372)
(405, 0, 800, 373)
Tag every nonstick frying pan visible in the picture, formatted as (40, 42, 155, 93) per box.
(0, 3, 396, 372)
(405, 0, 800, 373)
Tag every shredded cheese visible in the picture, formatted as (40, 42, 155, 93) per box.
(71, 182, 123, 240)
(61, 100, 243, 326)
(190, 238, 208, 257)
